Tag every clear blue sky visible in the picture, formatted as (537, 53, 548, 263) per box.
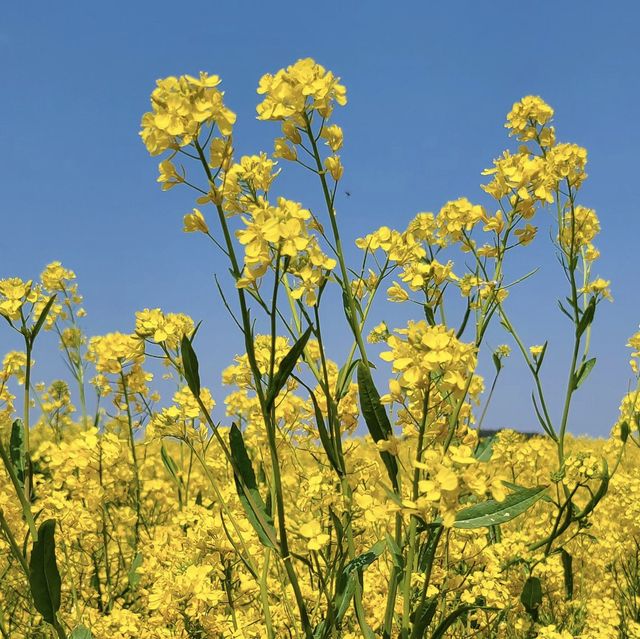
(2, 1, 639, 436)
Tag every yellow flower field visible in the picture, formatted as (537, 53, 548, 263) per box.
(1, 59, 639, 638)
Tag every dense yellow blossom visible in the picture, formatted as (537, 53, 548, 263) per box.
(140, 72, 236, 156)
(1, 62, 636, 639)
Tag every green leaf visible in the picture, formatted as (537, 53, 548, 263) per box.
(128, 552, 143, 589)
(574, 357, 596, 389)
(557, 299, 573, 321)
(180, 335, 201, 398)
(385, 532, 404, 572)
(474, 435, 495, 462)
(620, 421, 630, 444)
(576, 297, 596, 338)
(266, 326, 312, 411)
(417, 525, 442, 572)
(229, 424, 277, 548)
(70, 627, 93, 639)
(9, 418, 26, 487)
(534, 341, 548, 374)
(520, 576, 543, 619)
(410, 598, 438, 639)
(308, 390, 341, 476)
(335, 358, 360, 401)
(431, 605, 498, 639)
(160, 445, 183, 486)
(357, 362, 398, 490)
(334, 540, 386, 626)
(492, 352, 502, 374)
(454, 485, 548, 529)
(30, 294, 57, 341)
(29, 519, 62, 625)
(560, 548, 573, 599)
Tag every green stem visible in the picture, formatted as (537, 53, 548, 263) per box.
(0, 509, 29, 577)
(0, 438, 37, 540)
(119, 371, 142, 549)
(303, 114, 369, 367)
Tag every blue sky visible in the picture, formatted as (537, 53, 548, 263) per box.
(2, 1, 639, 436)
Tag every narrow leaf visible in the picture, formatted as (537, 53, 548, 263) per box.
(29, 519, 62, 624)
(576, 297, 596, 338)
(620, 421, 630, 444)
(534, 341, 548, 374)
(128, 552, 143, 589)
(454, 485, 548, 529)
(30, 294, 57, 341)
(335, 358, 360, 401)
(560, 549, 573, 599)
(410, 598, 437, 639)
(357, 362, 392, 439)
(9, 418, 26, 487)
(357, 362, 398, 489)
(520, 576, 543, 618)
(431, 605, 497, 639)
(474, 435, 495, 462)
(266, 326, 312, 410)
(229, 424, 276, 548)
(308, 390, 341, 475)
(334, 540, 386, 626)
(574, 357, 596, 389)
(180, 335, 201, 398)
(160, 445, 183, 487)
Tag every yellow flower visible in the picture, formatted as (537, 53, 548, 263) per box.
(256, 58, 347, 122)
(298, 520, 329, 551)
(505, 95, 554, 141)
(140, 72, 236, 156)
(320, 124, 344, 151)
(273, 137, 297, 161)
(324, 155, 343, 181)
(183, 208, 209, 234)
(529, 344, 544, 358)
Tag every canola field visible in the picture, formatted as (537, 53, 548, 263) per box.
(1, 59, 639, 639)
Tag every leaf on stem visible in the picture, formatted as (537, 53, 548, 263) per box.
(474, 435, 495, 462)
(335, 358, 360, 401)
(180, 335, 201, 398)
(560, 548, 573, 599)
(574, 357, 596, 389)
(410, 598, 438, 639)
(454, 485, 548, 529)
(534, 341, 548, 374)
(356, 362, 398, 490)
(308, 389, 342, 475)
(266, 326, 312, 411)
(520, 576, 543, 620)
(128, 552, 143, 589)
(9, 419, 26, 488)
(576, 297, 596, 338)
(29, 519, 62, 625)
(229, 424, 277, 549)
(334, 540, 386, 625)
(30, 295, 57, 341)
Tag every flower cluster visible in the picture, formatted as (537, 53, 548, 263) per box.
(256, 58, 347, 122)
(140, 72, 236, 156)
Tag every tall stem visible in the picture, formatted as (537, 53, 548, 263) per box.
(120, 371, 141, 549)
(303, 115, 369, 367)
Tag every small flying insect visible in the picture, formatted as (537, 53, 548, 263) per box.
(345, 190, 351, 197)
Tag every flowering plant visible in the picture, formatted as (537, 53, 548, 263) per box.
(1, 59, 639, 639)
